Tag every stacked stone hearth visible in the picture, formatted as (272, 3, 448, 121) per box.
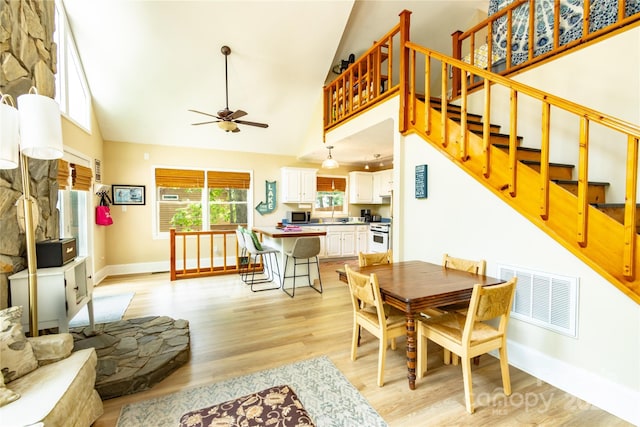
(71, 316, 191, 399)
(0, 0, 59, 309)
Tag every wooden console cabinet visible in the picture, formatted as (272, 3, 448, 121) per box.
(9, 257, 94, 333)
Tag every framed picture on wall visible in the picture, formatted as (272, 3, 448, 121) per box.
(112, 185, 146, 205)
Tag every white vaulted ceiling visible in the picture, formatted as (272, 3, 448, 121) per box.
(62, 0, 489, 166)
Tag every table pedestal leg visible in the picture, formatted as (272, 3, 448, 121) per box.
(405, 313, 416, 390)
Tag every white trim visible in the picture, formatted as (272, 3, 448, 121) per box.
(504, 340, 640, 425)
(104, 261, 170, 277)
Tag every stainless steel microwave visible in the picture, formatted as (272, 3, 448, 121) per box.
(287, 211, 310, 224)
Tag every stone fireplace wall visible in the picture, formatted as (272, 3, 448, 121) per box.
(0, 0, 59, 308)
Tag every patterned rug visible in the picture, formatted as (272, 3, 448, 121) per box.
(116, 356, 387, 427)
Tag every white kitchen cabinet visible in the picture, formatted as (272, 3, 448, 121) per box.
(281, 167, 317, 203)
(356, 225, 369, 253)
(323, 225, 356, 258)
(9, 257, 94, 333)
(373, 169, 393, 204)
(348, 172, 373, 204)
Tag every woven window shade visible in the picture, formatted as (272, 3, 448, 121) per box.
(207, 171, 250, 189)
(317, 176, 346, 192)
(57, 159, 70, 189)
(156, 168, 205, 188)
(70, 163, 93, 191)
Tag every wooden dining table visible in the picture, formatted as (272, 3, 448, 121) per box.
(337, 260, 504, 390)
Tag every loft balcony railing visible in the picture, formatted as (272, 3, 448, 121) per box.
(323, 14, 406, 132)
(451, 0, 640, 97)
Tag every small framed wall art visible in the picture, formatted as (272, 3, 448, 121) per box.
(415, 164, 428, 199)
(112, 185, 146, 205)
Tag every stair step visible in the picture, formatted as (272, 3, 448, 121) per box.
(592, 203, 640, 232)
(493, 143, 541, 161)
(450, 117, 501, 133)
(521, 160, 574, 181)
(472, 130, 523, 146)
(553, 180, 609, 204)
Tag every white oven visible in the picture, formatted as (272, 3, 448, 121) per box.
(369, 223, 390, 253)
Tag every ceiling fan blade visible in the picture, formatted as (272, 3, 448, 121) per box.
(227, 109, 247, 120)
(235, 119, 269, 128)
(189, 109, 222, 120)
(191, 120, 220, 126)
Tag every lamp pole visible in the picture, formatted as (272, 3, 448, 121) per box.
(19, 153, 39, 337)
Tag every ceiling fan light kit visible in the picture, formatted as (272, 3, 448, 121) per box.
(322, 145, 339, 169)
(189, 45, 268, 132)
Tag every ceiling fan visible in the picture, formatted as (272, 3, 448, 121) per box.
(189, 45, 269, 133)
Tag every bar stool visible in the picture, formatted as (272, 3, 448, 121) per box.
(242, 230, 281, 292)
(282, 236, 322, 297)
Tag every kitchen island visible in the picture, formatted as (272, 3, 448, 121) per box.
(252, 226, 327, 292)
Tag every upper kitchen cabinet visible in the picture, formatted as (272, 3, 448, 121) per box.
(348, 171, 373, 204)
(281, 167, 317, 203)
(373, 169, 393, 204)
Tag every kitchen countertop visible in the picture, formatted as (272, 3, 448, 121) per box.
(252, 226, 327, 238)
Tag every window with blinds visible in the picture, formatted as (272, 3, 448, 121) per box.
(315, 176, 346, 213)
(155, 168, 250, 233)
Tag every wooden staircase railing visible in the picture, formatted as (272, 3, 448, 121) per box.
(402, 41, 640, 303)
(450, 0, 640, 97)
(169, 229, 246, 280)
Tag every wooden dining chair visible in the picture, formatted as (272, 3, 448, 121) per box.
(416, 277, 517, 414)
(358, 249, 393, 267)
(344, 264, 406, 387)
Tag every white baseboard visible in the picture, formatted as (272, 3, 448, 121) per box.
(103, 261, 170, 278)
(504, 340, 639, 425)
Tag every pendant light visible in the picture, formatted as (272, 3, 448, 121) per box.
(322, 145, 339, 169)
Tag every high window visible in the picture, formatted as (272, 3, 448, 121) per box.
(315, 176, 347, 217)
(54, 1, 91, 131)
(155, 168, 251, 234)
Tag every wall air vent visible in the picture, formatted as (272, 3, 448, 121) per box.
(162, 194, 179, 201)
(497, 264, 579, 338)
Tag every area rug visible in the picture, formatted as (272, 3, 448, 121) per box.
(69, 292, 134, 327)
(116, 356, 387, 427)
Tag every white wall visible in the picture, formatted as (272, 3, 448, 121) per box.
(398, 132, 639, 425)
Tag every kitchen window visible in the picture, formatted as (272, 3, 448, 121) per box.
(315, 176, 347, 217)
(155, 168, 250, 234)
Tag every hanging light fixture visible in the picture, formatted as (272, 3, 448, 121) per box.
(0, 88, 64, 337)
(322, 145, 339, 169)
(218, 120, 238, 132)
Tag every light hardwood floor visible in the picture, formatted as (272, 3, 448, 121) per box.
(93, 259, 631, 427)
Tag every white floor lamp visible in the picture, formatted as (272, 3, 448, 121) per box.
(0, 88, 64, 337)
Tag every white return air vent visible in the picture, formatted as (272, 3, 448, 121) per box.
(497, 264, 579, 338)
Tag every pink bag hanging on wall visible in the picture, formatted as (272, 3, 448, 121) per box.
(96, 192, 113, 226)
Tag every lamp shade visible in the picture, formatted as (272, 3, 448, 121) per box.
(0, 101, 20, 169)
(17, 93, 63, 160)
(322, 157, 339, 169)
(218, 120, 238, 132)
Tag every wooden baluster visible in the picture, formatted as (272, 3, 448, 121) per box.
(409, 48, 416, 126)
(170, 228, 176, 281)
(399, 9, 411, 134)
(527, 0, 535, 61)
(577, 117, 589, 247)
(553, 0, 560, 50)
(623, 136, 638, 278)
(441, 62, 448, 147)
(451, 30, 462, 98)
(424, 54, 431, 135)
(540, 102, 551, 220)
(460, 67, 468, 161)
(506, 8, 513, 69)
(508, 89, 518, 197)
(482, 78, 491, 177)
